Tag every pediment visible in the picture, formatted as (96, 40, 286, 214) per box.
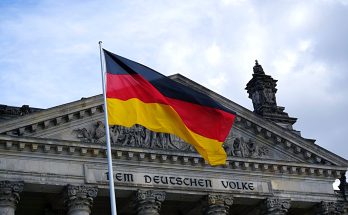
(0, 76, 347, 168)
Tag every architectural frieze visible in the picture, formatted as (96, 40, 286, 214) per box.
(0, 95, 104, 137)
(2, 107, 341, 168)
(70, 119, 336, 167)
(0, 135, 345, 179)
(0, 98, 344, 167)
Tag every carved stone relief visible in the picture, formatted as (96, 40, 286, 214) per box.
(260, 198, 291, 215)
(223, 131, 270, 158)
(0, 181, 24, 208)
(72, 121, 106, 144)
(73, 122, 195, 153)
(64, 184, 98, 215)
(73, 122, 273, 159)
(203, 194, 233, 215)
(315, 201, 344, 215)
(133, 190, 166, 215)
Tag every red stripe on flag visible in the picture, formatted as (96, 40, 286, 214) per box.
(106, 73, 235, 142)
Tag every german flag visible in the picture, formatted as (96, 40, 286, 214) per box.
(104, 49, 236, 165)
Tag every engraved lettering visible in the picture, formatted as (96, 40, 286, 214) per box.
(161, 176, 168, 184)
(229, 182, 236, 189)
(183, 178, 190, 186)
(144, 175, 151, 183)
(115, 173, 122, 181)
(236, 182, 242, 189)
(106, 171, 260, 192)
(190, 178, 198, 187)
(176, 177, 182, 185)
(221, 181, 229, 188)
(169, 177, 176, 185)
(153, 176, 160, 184)
(124, 173, 134, 182)
(198, 179, 204, 187)
(205, 179, 212, 188)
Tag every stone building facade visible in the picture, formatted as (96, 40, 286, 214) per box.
(0, 62, 347, 214)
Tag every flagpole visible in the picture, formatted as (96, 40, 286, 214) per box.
(98, 41, 118, 215)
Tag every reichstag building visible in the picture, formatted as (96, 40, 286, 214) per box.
(0, 62, 347, 214)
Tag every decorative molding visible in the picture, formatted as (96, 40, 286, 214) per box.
(0, 99, 342, 166)
(260, 198, 291, 215)
(203, 193, 233, 215)
(0, 181, 24, 208)
(74, 122, 271, 159)
(72, 121, 106, 144)
(0, 104, 42, 117)
(72, 120, 335, 166)
(70, 118, 335, 166)
(224, 133, 269, 158)
(233, 116, 334, 165)
(0, 104, 104, 137)
(73, 123, 195, 153)
(315, 201, 345, 215)
(64, 184, 98, 214)
(134, 190, 166, 215)
(0, 135, 345, 178)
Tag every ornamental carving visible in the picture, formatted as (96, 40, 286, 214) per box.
(72, 121, 106, 144)
(134, 190, 166, 215)
(224, 132, 270, 158)
(73, 123, 195, 152)
(0, 181, 24, 208)
(315, 201, 344, 215)
(204, 194, 233, 215)
(64, 185, 98, 214)
(261, 198, 291, 215)
(73, 122, 271, 158)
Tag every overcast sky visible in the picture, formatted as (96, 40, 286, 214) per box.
(1, 0, 347, 166)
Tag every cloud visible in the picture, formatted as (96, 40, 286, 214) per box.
(0, 0, 347, 164)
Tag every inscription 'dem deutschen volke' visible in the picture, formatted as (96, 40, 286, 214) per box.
(110, 172, 256, 191)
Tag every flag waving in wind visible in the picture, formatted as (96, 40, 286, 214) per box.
(104, 49, 236, 165)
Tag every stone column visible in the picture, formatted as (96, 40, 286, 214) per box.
(0, 181, 24, 215)
(134, 189, 166, 215)
(314, 201, 344, 215)
(260, 198, 291, 215)
(203, 194, 233, 215)
(64, 185, 98, 215)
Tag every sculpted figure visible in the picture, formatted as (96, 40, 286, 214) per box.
(232, 138, 243, 157)
(246, 139, 257, 157)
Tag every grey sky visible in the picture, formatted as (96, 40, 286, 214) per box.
(1, 0, 347, 165)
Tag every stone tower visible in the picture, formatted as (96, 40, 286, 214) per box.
(246, 60, 298, 133)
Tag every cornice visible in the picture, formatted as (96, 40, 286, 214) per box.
(0, 95, 103, 134)
(0, 135, 345, 179)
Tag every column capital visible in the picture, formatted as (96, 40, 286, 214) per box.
(261, 197, 291, 215)
(204, 193, 233, 215)
(0, 180, 24, 208)
(64, 184, 98, 215)
(134, 189, 166, 215)
(315, 201, 345, 215)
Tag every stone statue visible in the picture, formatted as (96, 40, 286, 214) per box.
(253, 60, 265, 75)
